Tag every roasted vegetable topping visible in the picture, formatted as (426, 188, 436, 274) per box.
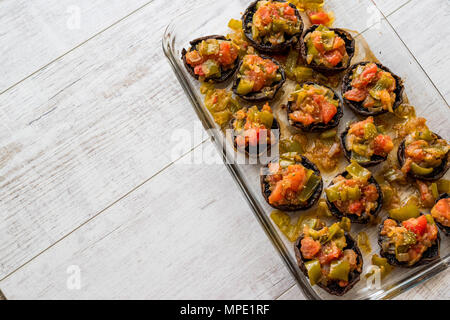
(185, 38, 239, 78)
(233, 103, 275, 148)
(326, 162, 379, 217)
(200, 83, 241, 127)
(236, 55, 281, 95)
(380, 215, 438, 266)
(304, 25, 349, 68)
(345, 117, 394, 163)
(366, 254, 393, 279)
(431, 198, 450, 227)
(401, 128, 449, 176)
(300, 218, 362, 288)
(288, 83, 338, 126)
(265, 154, 321, 206)
(252, 1, 301, 46)
(344, 63, 397, 112)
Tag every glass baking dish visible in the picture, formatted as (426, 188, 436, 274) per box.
(163, 0, 449, 300)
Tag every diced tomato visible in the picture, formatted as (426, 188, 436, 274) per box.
(307, 11, 331, 25)
(348, 200, 363, 216)
(312, 33, 325, 54)
(284, 5, 295, 18)
(344, 88, 368, 102)
(402, 215, 428, 236)
(289, 111, 315, 125)
(269, 182, 284, 204)
(348, 117, 373, 136)
(318, 241, 342, 265)
(257, 6, 272, 25)
(405, 140, 427, 162)
(320, 100, 337, 124)
(352, 63, 378, 89)
(301, 237, 321, 259)
(217, 42, 233, 65)
(284, 165, 306, 192)
(333, 37, 345, 50)
(363, 184, 379, 202)
(374, 134, 394, 155)
(194, 64, 205, 76)
(185, 50, 203, 66)
(432, 199, 450, 221)
(324, 49, 343, 67)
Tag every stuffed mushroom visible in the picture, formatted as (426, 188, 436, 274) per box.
(431, 193, 450, 236)
(233, 54, 286, 101)
(261, 153, 323, 211)
(294, 218, 363, 296)
(342, 62, 404, 116)
(287, 82, 343, 132)
(325, 162, 383, 224)
(300, 24, 355, 73)
(341, 117, 394, 167)
(378, 214, 440, 267)
(242, 0, 303, 54)
(398, 128, 449, 181)
(182, 35, 239, 82)
(231, 103, 279, 157)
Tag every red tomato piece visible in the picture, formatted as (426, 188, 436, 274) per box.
(344, 88, 368, 102)
(402, 215, 428, 236)
(301, 237, 322, 259)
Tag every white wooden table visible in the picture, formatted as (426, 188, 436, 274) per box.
(0, 0, 448, 300)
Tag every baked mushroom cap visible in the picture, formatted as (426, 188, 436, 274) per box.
(325, 170, 383, 224)
(342, 61, 404, 116)
(230, 116, 280, 158)
(260, 155, 323, 211)
(287, 82, 343, 132)
(397, 133, 449, 181)
(242, 0, 303, 54)
(232, 55, 286, 102)
(181, 35, 239, 83)
(341, 126, 387, 167)
(300, 24, 355, 73)
(294, 233, 363, 296)
(378, 216, 441, 268)
(434, 193, 450, 236)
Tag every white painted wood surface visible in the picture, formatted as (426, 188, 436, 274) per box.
(0, 0, 448, 300)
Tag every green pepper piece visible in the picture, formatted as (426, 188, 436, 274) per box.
(410, 162, 434, 176)
(431, 183, 439, 199)
(425, 214, 435, 225)
(414, 129, 434, 141)
(305, 259, 322, 286)
(320, 129, 337, 140)
(437, 179, 450, 193)
(339, 217, 351, 232)
(294, 66, 314, 82)
(351, 151, 371, 164)
(329, 259, 350, 281)
(346, 161, 372, 181)
(325, 187, 340, 202)
(302, 217, 319, 230)
(401, 231, 417, 246)
(259, 110, 274, 129)
(389, 203, 420, 221)
(364, 122, 378, 140)
(370, 254, 393, 279)
(346, 186, 361, 201)
(279, 138, 303, 154)
(203, 60, 221, 77)
(236, 78, 254, 95)
(299, 174, 321, 202)
(327, 223, 344, 242)
(285, 49, 299, 77)
(333, 236, 347, 250)
(357, 232, 372, 254)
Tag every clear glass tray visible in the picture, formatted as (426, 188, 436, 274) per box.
(163, 0, 449, 300)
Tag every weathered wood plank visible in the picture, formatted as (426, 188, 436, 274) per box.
(388, 0, 450, 104)
(0, 0, 203, 279)
(372, 0, 411, 16)
(0, 0, 150, 93)
(0, 141, 294, 299)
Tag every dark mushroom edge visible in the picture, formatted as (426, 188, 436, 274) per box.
(232, 55, 286, 101)
(242, 0, 303, 54)
(260, 155, 323, 211)
(300, 24, 356, 74)
(181, 35, 239, 83)
(294, 233, 363, 296)
(397, 133, 449, 181)
(378, 215, 441, 268)
(341, 126, 387, 167)
(434, 193, 450, 236)
(342, 62, 404, 116)
(230, 117, 280, 158)
(326, 170, 383, 224)
(287, 82, 344, 132)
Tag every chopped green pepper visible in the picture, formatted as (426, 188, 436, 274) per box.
(364, 122, 378, 140)
(325, 187, 340, 202)
(425, 214, 435, 225)
(299, 174, 321, 202)
(320, 129, 337, 140)
(346, 161, 372, 181)
(339, 217, 351, 232)
(437, 179, 450, 193)
(410, 162, 434, 176)
(389, 203, 420, 221)
(305, 259, 322, 286)
(329, 260, 350, 281)
(366, 254, 393, 279)
(346, 186, 361, 201)
(279, 138, 303, 155)
(357, 232, 372, 254)
(431, 183, 439, 199)
(236, 78, 254, 95)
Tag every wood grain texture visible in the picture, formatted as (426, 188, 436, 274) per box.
(0, 0, 150, 93)
(0, 0, 204, 280)
(0, 141, 294, 300)
(372, 0, 411, 16)
(388, 0, 450, 104)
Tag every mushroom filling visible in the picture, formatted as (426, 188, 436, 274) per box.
(288, 83, 338, 126)
(345, 117, 393, 163)
(265, 155, 321, 206)
(326, 163, 379, 217)
(304, 25, 349, 68)
(300, 218, 362, 288)
(380, 215, 438, 266)
(431, 198, 450, 227)
(343, 63, 397, 112)
(251, 1, 301, 45)
(401, 129, 449, 176)
(185, 38, 239, 78)
(235, 55, 282, 95)
(233, 103, 275, 148)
